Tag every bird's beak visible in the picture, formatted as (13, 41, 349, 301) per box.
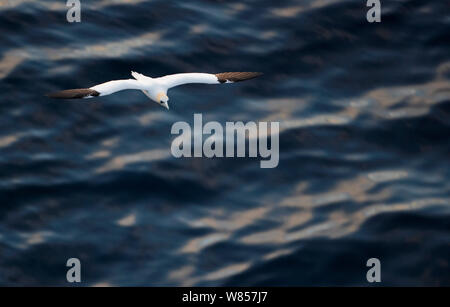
(162, 101, 169, 110)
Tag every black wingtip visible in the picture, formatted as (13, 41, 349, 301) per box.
(215, 72, 263, 83)
(46, 88, 100, 99)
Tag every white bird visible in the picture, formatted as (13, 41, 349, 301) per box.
(47, 71, 262, 109)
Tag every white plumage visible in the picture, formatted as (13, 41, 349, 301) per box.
(91, 79, 146, 96)
(157, 73, 219, 88)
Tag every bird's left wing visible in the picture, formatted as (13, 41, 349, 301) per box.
(158, 72, 262, 89)
(47, 79, 145, 99)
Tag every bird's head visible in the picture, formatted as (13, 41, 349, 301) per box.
(156, 92, 169, 110)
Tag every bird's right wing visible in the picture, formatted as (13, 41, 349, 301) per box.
(158, 72, 262, 89)
(47, 79, 145, 99)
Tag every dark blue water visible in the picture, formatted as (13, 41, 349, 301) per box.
(0, 0, 449, 286)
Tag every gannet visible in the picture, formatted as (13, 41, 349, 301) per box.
(47, 71, 262, 109)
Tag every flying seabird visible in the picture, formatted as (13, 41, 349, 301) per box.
(47, 71, 262, 109)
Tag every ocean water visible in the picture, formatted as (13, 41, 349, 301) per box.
(0, 0, 449, 286)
